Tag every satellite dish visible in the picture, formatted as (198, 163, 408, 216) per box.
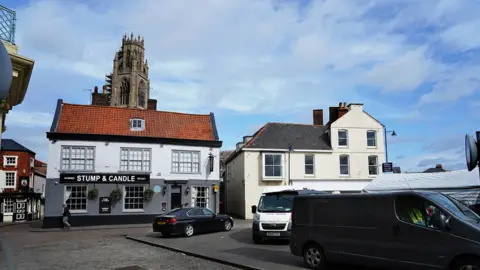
(465, 134, 478, 171)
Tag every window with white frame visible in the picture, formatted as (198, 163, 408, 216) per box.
(339, 155, 349, 175)
(192, 186, 209, 208)
(61, 146, 95, 171)
(120, 148, 151, 172)
(305, 154, 314, 175)
(30, 158, 34, 168)
(263, 153, 283, 177)
(5, 172, 15, 187)
(130, 118, 145, 131)
(4, 156, 17, 166)
(172, 151, 200, 173)
(124, 186, 145, 210)
(368, 156, 378, 175)
(65, 185, 87, 211)
(3, 198, 13, 213)
(338, 130, 348, 146)
(367, 130, 377, 147)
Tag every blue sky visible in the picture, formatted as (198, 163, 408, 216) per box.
(2, 0, 480, 172)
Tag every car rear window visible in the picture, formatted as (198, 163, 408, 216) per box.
(165, 208, 189, 216)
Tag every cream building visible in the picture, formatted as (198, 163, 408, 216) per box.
(225, 102, 386, 219)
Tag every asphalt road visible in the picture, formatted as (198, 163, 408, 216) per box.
(0, 223, 239, 270)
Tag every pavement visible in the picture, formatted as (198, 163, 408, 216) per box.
(127, 220, 369, 270)
(0, 223, 239, 270)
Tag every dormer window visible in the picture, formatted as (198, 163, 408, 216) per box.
(130, 118, 145, 131)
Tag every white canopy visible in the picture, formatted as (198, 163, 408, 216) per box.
(363, 167, 480, 192)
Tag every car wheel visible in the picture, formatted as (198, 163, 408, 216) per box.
(184, 224, 194, 237)
(452, 257, 480, 270)
(252, 234, 263, 244)
(303, 243, 325, 270)
(224, 220, 232, 231)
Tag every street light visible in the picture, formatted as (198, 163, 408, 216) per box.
(0, 41, 12, 100)
(384, 128, 397, 163)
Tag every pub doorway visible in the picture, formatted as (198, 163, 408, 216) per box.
(170, 185, 182, 209)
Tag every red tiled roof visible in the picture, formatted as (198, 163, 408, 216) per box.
(54, 103, 216, 141)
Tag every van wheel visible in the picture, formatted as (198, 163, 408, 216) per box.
(452, 256, 480, 270)
(252, 234, 263, 244)
(303, 243, 325, 269)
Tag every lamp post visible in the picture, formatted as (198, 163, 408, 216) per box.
(0, 41, 12, 147)
(384, 128, 397, 163)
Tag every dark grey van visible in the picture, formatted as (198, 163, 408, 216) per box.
(290, 191, 480, 270)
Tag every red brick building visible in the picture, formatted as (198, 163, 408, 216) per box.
(0, 139, 36, 192)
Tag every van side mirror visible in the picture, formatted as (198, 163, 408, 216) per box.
(431, 212, 450, 231)
(251, 205, 257, 214)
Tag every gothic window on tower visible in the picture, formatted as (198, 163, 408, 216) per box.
(126, 49, 131, 69)
(120, 78, 130, 105)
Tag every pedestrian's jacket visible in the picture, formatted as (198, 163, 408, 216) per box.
(62, 207, 71, 217)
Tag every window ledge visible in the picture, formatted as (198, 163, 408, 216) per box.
(367, 146, 378, 149)
(118, 171, 152, 174)
(122, 209, 145, 213)
(339, 175, 350, 178)
(262, 177, 285, 181)
(304, 174, 316, 178)
(70, 210, 88, 214)
(368, 175, 378, 178)
(170, 172, 201, 175)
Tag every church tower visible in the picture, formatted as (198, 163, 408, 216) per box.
(93, 33, 157, 110)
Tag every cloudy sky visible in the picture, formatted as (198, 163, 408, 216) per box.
(3, 0, 479, 172)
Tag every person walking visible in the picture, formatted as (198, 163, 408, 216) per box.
(62, 204, 71, 231)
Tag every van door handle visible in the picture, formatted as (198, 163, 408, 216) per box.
(393, 224, 400, 235)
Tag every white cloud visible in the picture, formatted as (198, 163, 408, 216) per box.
(5, 110, 53, 128)
(14, 0, 480, 115)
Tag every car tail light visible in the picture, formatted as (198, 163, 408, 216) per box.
(167, 218, 177, 224)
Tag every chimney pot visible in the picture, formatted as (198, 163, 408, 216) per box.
(339, 102, 342, 108)
(94, 86, 98, 93)
(435, 164, 443, 169)
(343, 102, 347, 107)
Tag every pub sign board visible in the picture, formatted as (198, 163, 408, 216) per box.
(99, 197, 111, 214)
(60, 173, 150, 184)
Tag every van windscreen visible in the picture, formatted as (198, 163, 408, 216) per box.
(258, 194, 295, 212)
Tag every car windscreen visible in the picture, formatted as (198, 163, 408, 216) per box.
(258, 194, 295, 213)
(426, 193, 480, 223)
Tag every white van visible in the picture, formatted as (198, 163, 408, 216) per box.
(251, 186, 326, 244)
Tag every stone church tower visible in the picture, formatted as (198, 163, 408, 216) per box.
(92, 33, 157, 110)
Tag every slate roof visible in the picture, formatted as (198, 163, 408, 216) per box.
(225, 122, 331, 164)
(49, 100, 220, 142)
(244, 123, 331, 150)
(1, 139, 35, 154)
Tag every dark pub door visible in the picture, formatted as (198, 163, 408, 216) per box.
(170, 185, 182, 209)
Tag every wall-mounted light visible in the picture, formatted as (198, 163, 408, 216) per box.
(185, 186, 190, 195)
(209, 153, 215, 173)
(162, 186, 167, 196)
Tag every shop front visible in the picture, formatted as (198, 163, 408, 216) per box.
(42, 172, 220, 228)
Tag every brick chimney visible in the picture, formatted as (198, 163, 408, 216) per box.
(338, 102, 348, 118)
(147, 99, 157, 110)
(313, 109, 323, 125)
(435, 164, 443, 169)
(94, 86, 98, 93)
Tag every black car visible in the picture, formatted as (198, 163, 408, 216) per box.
(152, 207, 234, 237)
